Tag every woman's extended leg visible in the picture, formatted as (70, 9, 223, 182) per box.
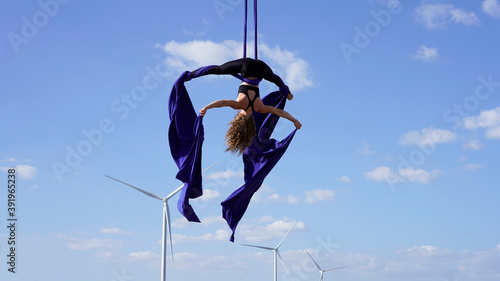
(191, 58, 249, 77)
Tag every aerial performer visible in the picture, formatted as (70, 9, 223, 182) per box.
(193, 58, 302, 153)
(168, 0, 300, 242)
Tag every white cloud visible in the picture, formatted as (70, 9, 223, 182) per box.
(356, 141, 376, 155)
(365, 166, 441, 184)
(205, 169, 244, 187)
(0, 164, 37, 179)
(462, 163, 485, 170)
(95, 251, 121, 260)
(99, 227, 132, 235)
(399, 127, 458, 147)
(58, 234, 124, 252)
(170, 252, 246, 271)
(462, 139, 484, 150)
(339, 176, 351, 183)
(97, 250, 161, 263)
(238, 218, 307, 242)
(286, 244, 500, 280)
(412, 45, 439, 62)
(156, 40, 314, 91)
(16, 164, 37, 179)
(172, 215, 225, 229)
(483, 0, 500, 18)
(415, 4, 479, 29)
(364, 166, 404, 184)
(193, 188, 220, 202)
(251, 185, 299, 205)
(304, 189, 336, 203)
(128, 250, 160, 261)
(407, 245, 438, 253)
(463, 107, 500, 139)
(259, 44, 314, 91)
(201, 216, 226, 225)
(463, 106, 500, 129)
(267, 193, 300, 204)
(449, 9, 480, 26)
(156, 40, 241, 72)
(399, 168, 442, 183)
(384, 244, 500, 280)
(486, 126, 500, 139)
(415, 4, 454, 29)
(172, 229, 230, 244)
(171, 217, 190, 229)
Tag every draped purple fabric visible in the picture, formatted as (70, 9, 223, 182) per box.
(168, 69, 296, 241)
(168, 70, 204, 222)
(221, 88, 296, 242)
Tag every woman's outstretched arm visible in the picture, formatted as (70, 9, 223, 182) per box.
(256, 105, 302, 129)
(199, 100, 241, 116)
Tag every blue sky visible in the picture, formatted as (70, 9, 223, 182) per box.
(1, 0, 500, 280)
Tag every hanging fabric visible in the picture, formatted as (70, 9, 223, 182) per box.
(167, 0, 298, 242)
(243, 0, 258, 59)
(168, 68, 296, 240)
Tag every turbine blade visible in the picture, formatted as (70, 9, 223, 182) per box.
(105, 175, 163, 200)
(166, 184, 184, 200)
(165, 162, 216, 200)
(277, 251, 293, 281)
(320, 271, 324, 281)
(324, 266, 347, 272)
(306, 251, 322, 271)
(242, 244, 275, 251)
(165, 202, 174, 262)
(276, 220, 296, 249)
(202, 162, 217, 173)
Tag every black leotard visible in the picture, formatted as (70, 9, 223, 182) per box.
(238, 84, 260, 111)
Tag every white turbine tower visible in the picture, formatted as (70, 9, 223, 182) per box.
(242, 220, 296, 281)
(106, 162, 215, 281)
(306, 251, 346, 281)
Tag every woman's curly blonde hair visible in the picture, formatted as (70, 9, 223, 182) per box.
(225, 113, 256, 154)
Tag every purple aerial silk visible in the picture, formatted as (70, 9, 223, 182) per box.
(243, 0, 259, 59)
(168, 70, 204, 222)
(168, 69, 296, 241)
(221, 88, 296, 242)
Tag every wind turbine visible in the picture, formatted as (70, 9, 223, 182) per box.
(306, 251, 346, 281)
(242, 220, 296, 281)
(105, 162, 216, 281)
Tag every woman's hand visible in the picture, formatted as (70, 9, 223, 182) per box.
(287, 92, 294, 101)
(293, 119, 302, 130)
(199, 106, 208, 116)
